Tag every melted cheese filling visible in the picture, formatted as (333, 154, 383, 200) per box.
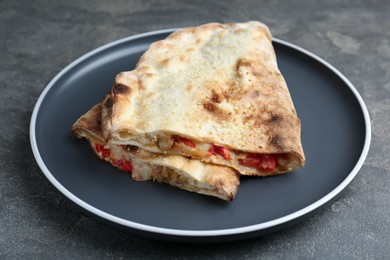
(90, 140, 228, 199)
(170, 137, 292, 173)
(116, 132, 297, 174)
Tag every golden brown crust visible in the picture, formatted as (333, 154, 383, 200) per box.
(72, 104, 103, 138)
(101, 21, 305, 176)
(73, 103, 239, 201)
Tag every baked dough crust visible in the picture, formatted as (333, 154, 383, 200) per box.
(73, 103, 239, 201)
(102, 21, 305, 176)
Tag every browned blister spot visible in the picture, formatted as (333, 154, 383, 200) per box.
(242, 114, 254, 124)
(104, 96, 114, 108)
(187, 84, 194, 92)
(90, 116, 102, 135)
(243, 110, 270, 128)
(268, 113, 282, 125)
(186, 27, 196, 34)
(203, 101, 217, 113)
(151, 40, 170, 50)
(161, 58, 170, 66)
(137, 78, 146, 91)
(143, 73, 156, 79)
(217, 31, 226, 39)
(211, 89, 222, 103)
(270, 135, 284, 151)
(202, 101, 230, 121)
(234, 28, 246, 34)
(237, 54, 274, 79)
(222, 82, 247, 102)
(235, 58, 253, 72)
(113, 83, 131, 95)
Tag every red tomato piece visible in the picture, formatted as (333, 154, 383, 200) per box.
(112, 158, 133, 173)
(112, 159, 123, 167)
(122, 160, 133, 173)
(173, 135, 196, 148)
(238, 154, 276, 171)
(209, 145, 232, 160)
(95, 143, 110, 159)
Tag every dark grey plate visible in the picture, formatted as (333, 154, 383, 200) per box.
(30, 29, 371, 242)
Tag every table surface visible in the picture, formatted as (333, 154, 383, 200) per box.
(1, 0, 389, 258)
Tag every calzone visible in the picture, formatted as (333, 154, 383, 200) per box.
(102, 21, 305, 176)
(73, 103, 240, 201)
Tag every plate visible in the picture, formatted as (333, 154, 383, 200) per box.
(30, 29, 371, 242)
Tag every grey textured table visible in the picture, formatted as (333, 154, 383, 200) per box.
(1, 0, 389, 258)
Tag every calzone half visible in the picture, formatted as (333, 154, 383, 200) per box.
(102, 21, 305, 176)
(73, 103, 240, 201)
